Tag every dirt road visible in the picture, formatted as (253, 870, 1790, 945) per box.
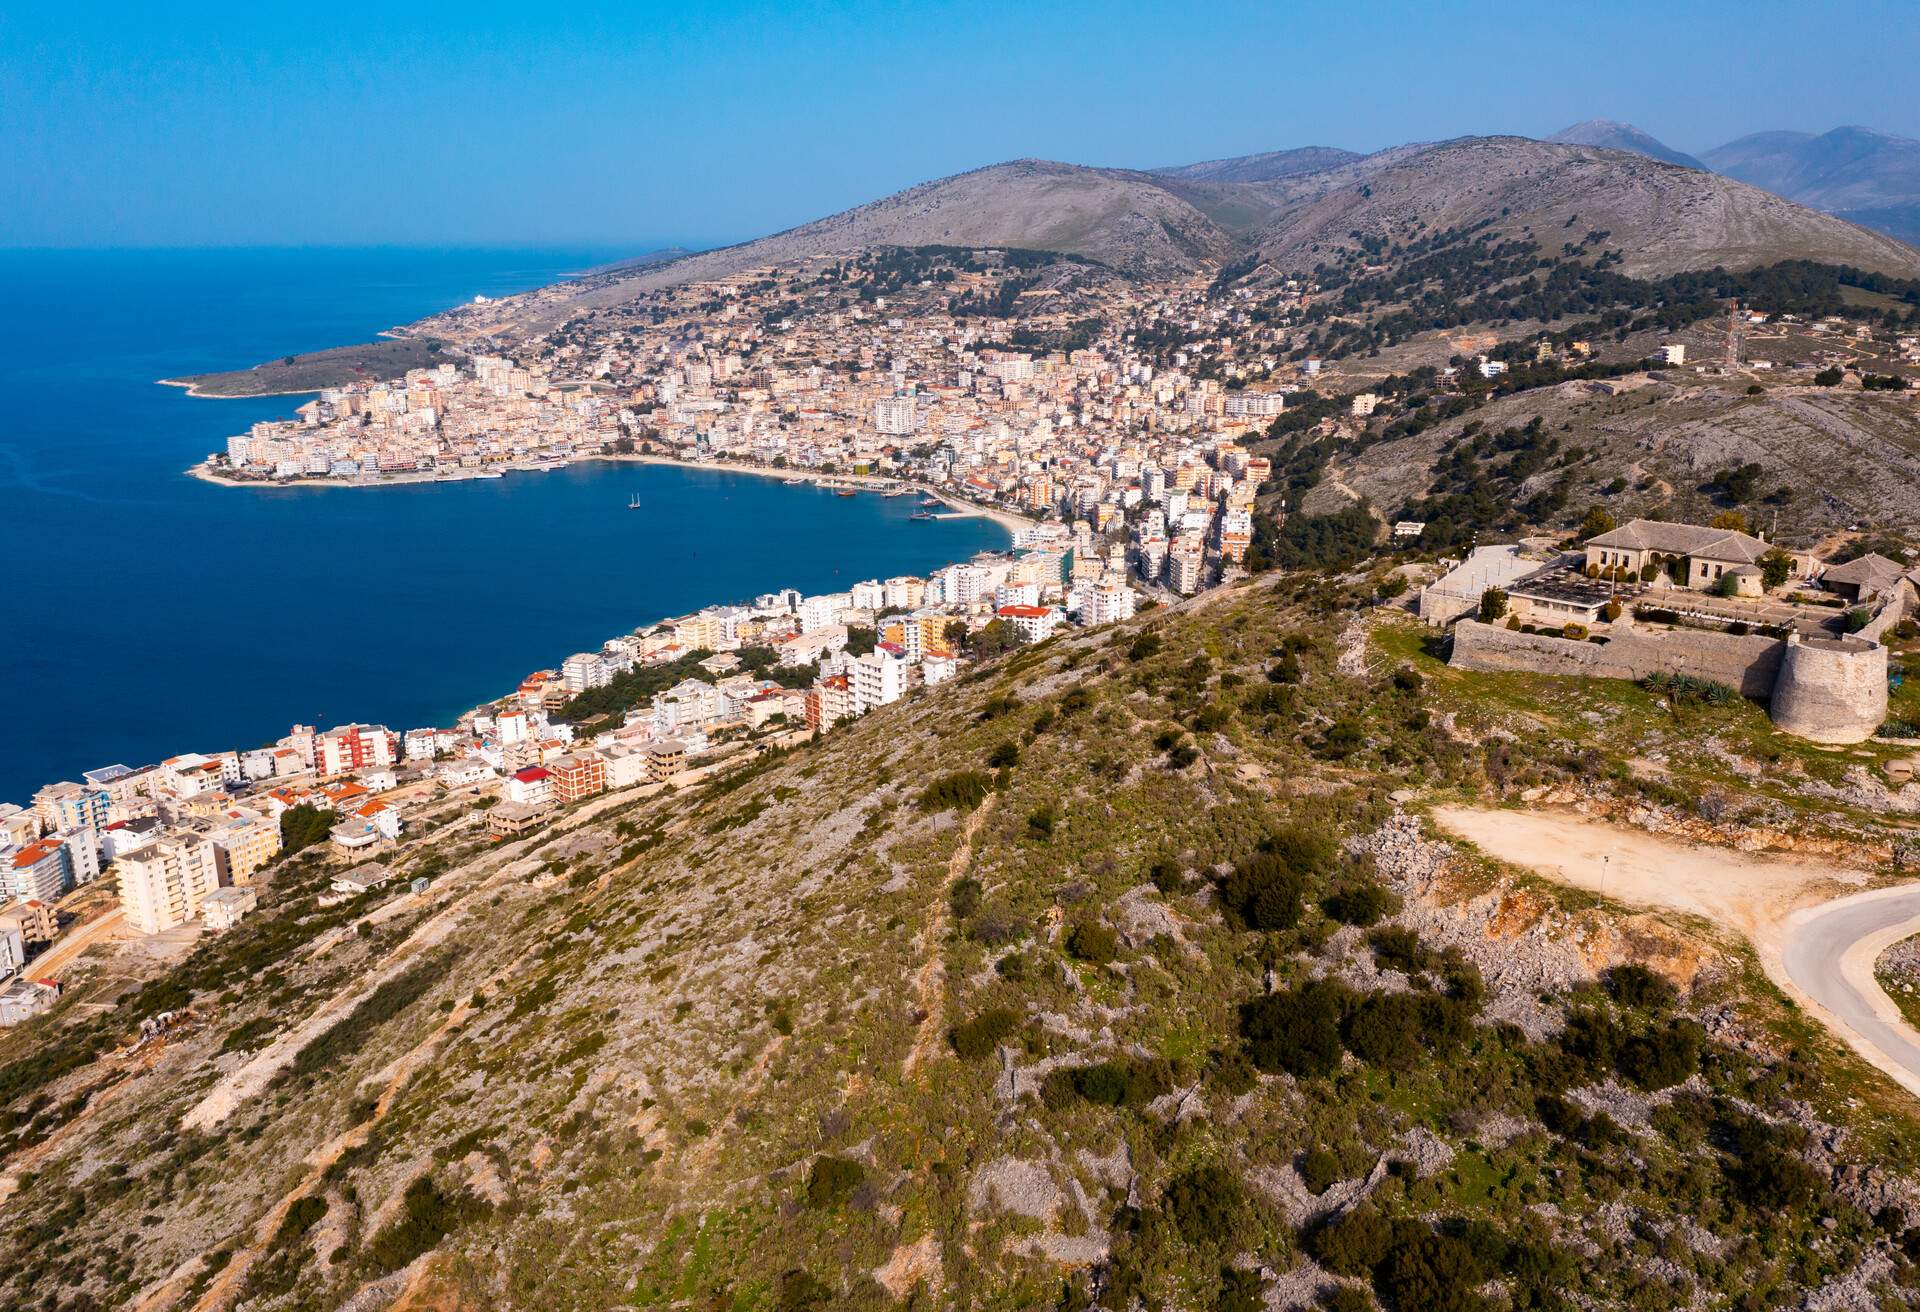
(1432, 806, 1920, 1100)
(30, 906, 128, 980)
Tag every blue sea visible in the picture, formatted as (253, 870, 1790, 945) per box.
(0, 248, 1005, 804)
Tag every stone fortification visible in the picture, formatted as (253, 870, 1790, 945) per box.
(1770, 633, 1888, 744)
(1448, 621, 1785, 699)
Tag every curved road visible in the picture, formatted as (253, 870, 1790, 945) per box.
(1433, 806, 1920, 1101)
(1782, 884, 1920, 1098)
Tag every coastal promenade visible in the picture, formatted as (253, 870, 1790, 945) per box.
(188, 450, 1038, 536)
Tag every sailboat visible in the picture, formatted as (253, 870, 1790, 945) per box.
(627, 492, 642, 510)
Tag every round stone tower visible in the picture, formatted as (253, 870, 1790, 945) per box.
(1769, 633, 1887, 744)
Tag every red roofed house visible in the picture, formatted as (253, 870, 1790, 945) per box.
(505, 766, 553, 807)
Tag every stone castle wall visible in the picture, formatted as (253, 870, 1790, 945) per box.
(1449, 621, 1786, 699)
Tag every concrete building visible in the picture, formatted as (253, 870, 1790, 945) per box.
(9, 840, 71, 904)
(549, 753, 607, 806)
(117, 834, 218, 935)
(207, 807, 281, 886)
(852, 646, 908, 713)
(201, 885, 258, 933)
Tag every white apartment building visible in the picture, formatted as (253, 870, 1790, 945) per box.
(1168, 550, 1206, 595)
(851, 647, 908, 714)
(561, 652, 612, 692)
(873, 396, 917, 435)
(1087, 580, 1137, 625)
(117, 834, 218, 936)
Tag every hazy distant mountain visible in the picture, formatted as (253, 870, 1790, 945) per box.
(1547, 119, 1706, 171)
(1149, 145, 1360, 184)
(1703, 127, 1920, 243)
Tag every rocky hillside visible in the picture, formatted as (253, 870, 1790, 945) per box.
(406, 136, 1920, 342)
(9, 576, 1920, 1310)
(1242, 136, 1920, 281)
(1545, 120, 1706, 172)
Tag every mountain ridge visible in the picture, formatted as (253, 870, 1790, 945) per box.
(425, 135, 1920, 339)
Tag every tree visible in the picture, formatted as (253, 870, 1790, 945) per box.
(1712, 572, 1740, 598)
(1478, 587, 1508, 623)
(966, 618, 1019, 659)
(1813, 367, 1844, 387)
(1760, 549, 1795, 590)
(1577, 506, 1615, 539)
(280, 804, 337, 856)
(1709, 510, 1748, 531)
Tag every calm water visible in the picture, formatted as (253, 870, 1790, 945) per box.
(0, 248, 1004, 803)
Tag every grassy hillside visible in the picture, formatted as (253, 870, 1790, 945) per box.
(7, 578, 1920, 1310)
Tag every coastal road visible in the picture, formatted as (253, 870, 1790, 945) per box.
(1781, 885, 1920, 1098)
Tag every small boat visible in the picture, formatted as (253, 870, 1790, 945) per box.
(627, 493, 641, 510)
(910, 510, 934, 521)
(918, 495, 942, 508)
(834, 488, 856, 498)
(784, 477, 806, 486)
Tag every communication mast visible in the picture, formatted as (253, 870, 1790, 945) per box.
(1725, 299, 1743, 369)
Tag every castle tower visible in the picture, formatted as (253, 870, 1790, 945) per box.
(1769, 632, 1887, 745)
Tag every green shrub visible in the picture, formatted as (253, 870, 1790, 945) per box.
(1027, 804, 1058, 839)
(1366, 926, 1430, 974)
(1604, 963, 1676, 1010)
(1308, 1205, 1394, 1276)
(1616, 1018, 1703, 1091)
(1239, 980, 1350, 1078)
(1219, 825, 1335, 932)
(949, 1007, 1021, 1060)
(1148, 858, 1183, 894)
(362, 1174, 489, 1276)
(805, 1155, 865, 1209)
(1065, 922, 1119, 964)
(918, 770, 991, 812)
(948, 877, 983, 920)
(1322, 883, 1396, 927)
(1161, 1164, 1253, 1256)
(775, 1269, 834, 1310)
(1046, 1057, 1174, 1107)
(987, 741, 1020, 769)
(1299, 1147, 1341, 1194)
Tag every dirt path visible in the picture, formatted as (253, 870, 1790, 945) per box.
(1430, 806, 1920, 1098)
(32, 905, 128, 979)
(133, 947, 532, 1312)
(903, 796, 998, 1079)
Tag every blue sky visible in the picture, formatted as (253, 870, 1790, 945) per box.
(6, 0, 1918, 249)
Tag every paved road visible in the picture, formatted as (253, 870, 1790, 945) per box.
(1782, 885, 1920, 1096)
